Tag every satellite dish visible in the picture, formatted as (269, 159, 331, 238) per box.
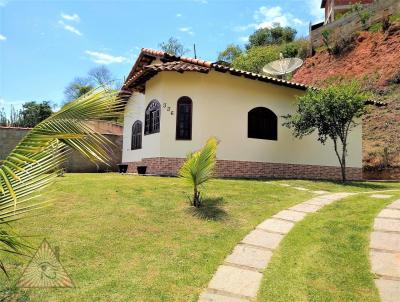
(263, 53, 303, 79)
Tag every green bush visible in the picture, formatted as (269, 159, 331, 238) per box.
(281, 39, 309, 59)
(232, 45, 281, 74)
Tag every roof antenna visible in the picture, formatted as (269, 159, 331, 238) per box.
(193, 43, 197, 59)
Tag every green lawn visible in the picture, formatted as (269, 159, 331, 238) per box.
(0, 174, 399, 301)
(258, 192, 400, 302)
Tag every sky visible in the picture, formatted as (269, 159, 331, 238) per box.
(0, 0, 324, 112)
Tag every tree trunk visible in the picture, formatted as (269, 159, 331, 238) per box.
(333, 138, 346, 183)
(341, 141, 347, 183)
(193, 186, 201, 208)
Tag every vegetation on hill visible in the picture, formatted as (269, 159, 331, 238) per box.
(293, 20, 400, 178)
(217, 24, 308, 74)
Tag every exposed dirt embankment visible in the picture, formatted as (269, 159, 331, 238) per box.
(293, 27, 400, 86)
(293, 26, 400, 180)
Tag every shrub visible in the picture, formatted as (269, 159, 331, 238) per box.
(281, 38, 309, 59)
(232, 45, 281, 73)
(322, 29, 331, 51)
(386, 71, 400, 85)
(178, 137, 218, 208)
(331, 33, 357, 56)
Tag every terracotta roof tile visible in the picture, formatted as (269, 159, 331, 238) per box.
(122, 48, 309, 92)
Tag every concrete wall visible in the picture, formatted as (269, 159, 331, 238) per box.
(122, 71, 362, 169)
(0, 125, 122, 172)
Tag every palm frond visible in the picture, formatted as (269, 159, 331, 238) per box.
(0, 88, 125, 224)
(178, 137, 218, 187)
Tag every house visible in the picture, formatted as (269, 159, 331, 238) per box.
(120, 48, 362, 180)
(322, 0, 374, 24)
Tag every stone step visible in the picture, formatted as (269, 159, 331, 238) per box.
(370, 250, 400, 278)
(256, 218, 295, 234)
(370, 231, 400, 252)
(273, 210, 306, 222)
(207, 265, 263, 299)
(241, 229, 284, 250)
(225, 244, 272, 271)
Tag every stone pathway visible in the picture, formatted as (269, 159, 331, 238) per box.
(199, 192, 352, 302)
(370, 199, 400, 302)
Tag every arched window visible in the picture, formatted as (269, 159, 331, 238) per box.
(131, 120, 142, 150)
(176, 97, 192, 140)
(144, 100, 160, 135)
(248, 107, 277, 140)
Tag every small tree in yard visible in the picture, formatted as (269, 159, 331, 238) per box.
(178, 137, 218, 208)
(283, 82, 369, 182)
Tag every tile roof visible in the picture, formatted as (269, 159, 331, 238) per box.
(120, 48, 386, 108)
(122, 48, 309, 94)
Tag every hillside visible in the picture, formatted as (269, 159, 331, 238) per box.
(293, 25, 400, 179)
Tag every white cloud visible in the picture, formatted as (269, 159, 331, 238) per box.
(176, 13, 182, 17)
(238, 36, 249, 43)
(0, 34, 6, 41)
(85, 50, 127, 65)
(58, 20, 82, 36)
(179, 27, 194, 35)
(308, 0, 324, 21)
(255, 6, 290, 28)
(235, 5, 307, 34)
(61, 13, 80, 22)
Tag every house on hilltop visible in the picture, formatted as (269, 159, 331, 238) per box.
(120, 48, 362, 180)
(322, 0, 374, 24)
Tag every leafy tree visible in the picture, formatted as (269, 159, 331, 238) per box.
(232, 45, 281, 74)
(217, 44, 243, 63)
(247, 24, 297, 49)
(19, 101, 53, 128)
(64, 77, 94, 103)
(178, 137, 218, 208)
(158, 37, 189, 56)
(283, 82, 368, 182)
(0, 88, 124, 274)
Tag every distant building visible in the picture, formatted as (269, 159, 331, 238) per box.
(321, 0, 374, 24)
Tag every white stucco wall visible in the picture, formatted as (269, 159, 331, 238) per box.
(122, 71, 362, 168)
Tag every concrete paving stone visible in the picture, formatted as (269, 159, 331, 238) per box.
(370, 250, 400, 278)
(293, 187, 309, 191)
(371, 194, 394, 199)
(378, 209, 400, 219)
(374, 218, 400, 233)
(273, 210, 307, 222)
(388, 200, 400, 210)
(198, 291, 249, 302)
(208, 265, 263, 298)
(371, 231, 400, 252)
(257, 218, 295, 234)
(241, 229, 284, 250)
(289, 203, 322, 213)
(225, 244, 272, 270)
(312, 190, 329, 195)
(374, 279, 400, 302)
(305, 198, 334, 206)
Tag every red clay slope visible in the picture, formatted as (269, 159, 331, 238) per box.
(293, 28, 400, 87)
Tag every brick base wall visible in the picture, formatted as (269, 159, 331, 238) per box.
(127, 157, 363, 180)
